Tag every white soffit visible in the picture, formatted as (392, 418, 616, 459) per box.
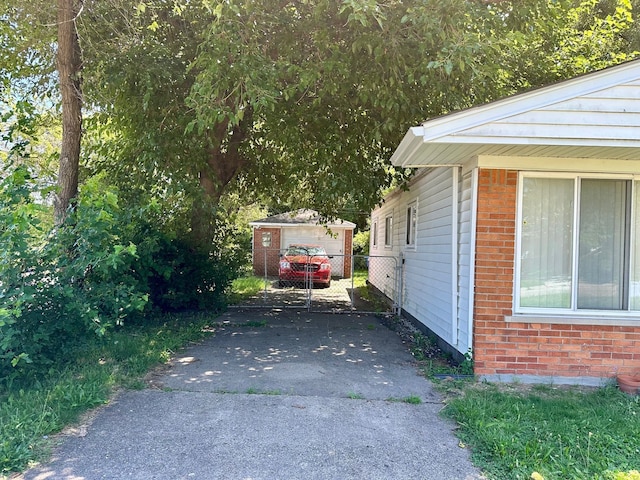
(391, 59, 640, 168)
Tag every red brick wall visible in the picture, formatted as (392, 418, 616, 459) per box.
(473, 169, 640, 380)
(343, 229, 353, 278)
(252, 227, 281, 277)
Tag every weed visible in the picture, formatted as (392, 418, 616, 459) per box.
(239, 320, 268, 328)
(347, 392, 365, 399)
(410, 333, 436, 361)
(245, 388, 280, 395)
(403, 395, 422, 405)
(386, 395, 422, 405)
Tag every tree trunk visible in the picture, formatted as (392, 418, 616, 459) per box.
(54, 0, 83, 225)
(189, 109, 253, 251)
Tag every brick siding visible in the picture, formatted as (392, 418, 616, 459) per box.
(343, 230, 353, 278)
(252, 228, 281, 277)
(473, 169, 640, 379)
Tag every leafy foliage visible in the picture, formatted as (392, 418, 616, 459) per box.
(0, 166, 242, 381)
(0, 168, 148, 379)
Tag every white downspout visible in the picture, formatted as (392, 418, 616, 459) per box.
(468, 168, 479, 354)
(451, 167, 459, 347)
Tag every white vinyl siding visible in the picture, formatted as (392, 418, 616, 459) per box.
(456, 169, 476, 355)
(369, 167, 472, 354)
(451, 81, 640, 148)
(403, 168, 455, 344)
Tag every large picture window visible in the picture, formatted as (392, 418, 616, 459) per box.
(517, 174, 640, 314)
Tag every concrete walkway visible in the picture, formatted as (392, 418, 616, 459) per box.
(20, 310, 484, 480)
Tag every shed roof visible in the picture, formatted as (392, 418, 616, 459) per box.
(250, 209, 356, 228)
(392, 59, 640, 168)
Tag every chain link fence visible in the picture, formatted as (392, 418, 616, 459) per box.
(239, 248, 401, 313)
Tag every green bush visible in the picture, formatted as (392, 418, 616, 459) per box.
(144, 237, 234, 312)
(0, 167, 244, 381)
(352, 229, 370, 270)
(0, 169, 149, 380)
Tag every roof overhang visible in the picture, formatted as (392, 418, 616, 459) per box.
(391, 60, 640, 168)
(250, 221, 356, 228)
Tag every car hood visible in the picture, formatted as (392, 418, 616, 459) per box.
(283, 254, 328, 264)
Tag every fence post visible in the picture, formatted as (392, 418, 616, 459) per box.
(395, 253, 403, 316)
(350, 254, 355, 310)
(263, 247, 268, 302)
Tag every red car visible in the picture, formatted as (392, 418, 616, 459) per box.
(279, 245, 331, 288)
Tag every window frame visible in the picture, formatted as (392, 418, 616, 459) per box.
(515, 171, 640, 318)
(372, 219, 378, 249)
(384, 214, 393, 248)
(405, 200, 417, 249)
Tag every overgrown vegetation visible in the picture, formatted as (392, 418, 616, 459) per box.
(0, 313, 216, 474)
(0, 165, 245, 382)
(442, 383, 640, 480)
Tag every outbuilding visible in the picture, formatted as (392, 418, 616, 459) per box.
(371, 59, 640, 385)
(250, 209, 355, 279)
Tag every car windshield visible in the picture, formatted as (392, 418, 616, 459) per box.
(286, 246, 326, 256)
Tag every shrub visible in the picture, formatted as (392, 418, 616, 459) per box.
(353, 229, 370, 270)
(0, 167, 247, 381)
(0, 169, 149, 380)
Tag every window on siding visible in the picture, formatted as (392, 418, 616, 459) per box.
(384, 215, 393, 247)
(406, 202, 417, 248)
(517, 174, 639, 314)
(372, 220, 378, 248)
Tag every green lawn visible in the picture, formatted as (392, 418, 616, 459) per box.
(441, 382, 640, 480)
(228, 275, 268, 304)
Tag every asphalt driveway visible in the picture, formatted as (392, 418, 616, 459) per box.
(20, 310, 484, 480)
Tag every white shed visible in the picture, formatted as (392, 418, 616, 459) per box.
(250, 209, 355, 278)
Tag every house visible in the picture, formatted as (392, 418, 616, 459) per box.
(250, 209, 355, 279)
(371, 59, 640, 385)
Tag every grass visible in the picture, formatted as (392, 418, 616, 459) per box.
(246, 388, 281, 395)
(228, 275, 268, 304)
(386, 395, 423, 404)
(352, 269, 368, 288)
(441, 382, 640, 480)
(0, 313, 217, 475)
(384, 318, 639, 479)
(352, 270, 392, 312)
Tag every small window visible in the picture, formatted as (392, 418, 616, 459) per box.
(384, 215, 393, 247)
(406, 202, 417, 248)
(372, 220, 378, 248)
(261, 231, 272, 247)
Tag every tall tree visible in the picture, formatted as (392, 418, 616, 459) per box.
(7, 0, 638, 246)
(54, 0, 83, 223)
